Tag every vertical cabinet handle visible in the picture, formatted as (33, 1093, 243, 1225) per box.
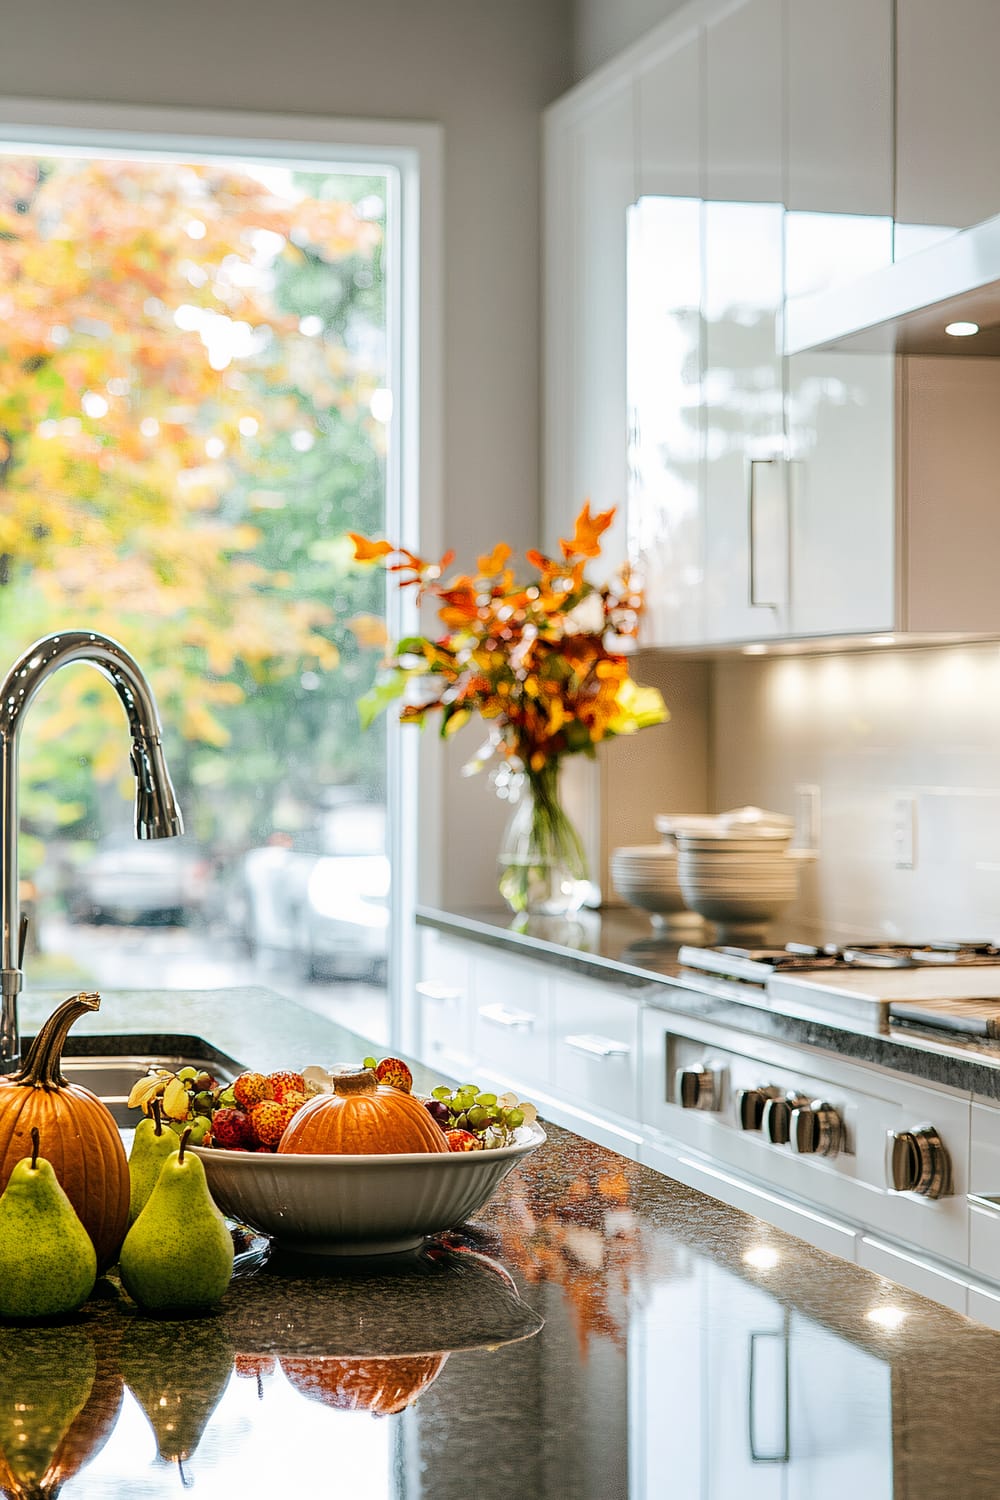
(748, 456, 789, 610)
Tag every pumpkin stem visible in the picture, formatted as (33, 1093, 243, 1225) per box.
(29, 1125, 39, 1170)
(331, 1065, 378, 1097)
(12, 992, 101, 1090)
(151, 1096, 164, 1136)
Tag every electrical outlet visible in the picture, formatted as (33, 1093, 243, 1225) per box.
(794, 784, 821, 852)
(893, 794, 917, 870)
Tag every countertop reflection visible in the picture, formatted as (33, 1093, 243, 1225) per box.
(9, 1121, 1000, 1499)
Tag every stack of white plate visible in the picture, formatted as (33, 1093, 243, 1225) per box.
(610, 844, 702, 931)
(665, 808, 804, 940)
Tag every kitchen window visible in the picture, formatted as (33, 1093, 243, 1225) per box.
(0, 101, 441, 1048)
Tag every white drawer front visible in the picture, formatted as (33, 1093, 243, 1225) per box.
(552, 974, 639, 1122)
(471, 950, 551, 1088)
(416, 931, 474, 1072)
(967, 1101, 1000, 1278)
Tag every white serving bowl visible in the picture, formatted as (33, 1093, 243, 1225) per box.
(191, 1123, 546, 1256)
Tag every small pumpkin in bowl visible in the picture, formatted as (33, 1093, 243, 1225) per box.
(278, 1066, 448, 1156)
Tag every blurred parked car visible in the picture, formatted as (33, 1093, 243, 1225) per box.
(68, 843, 212, 926)
(239, 803, 389, 982)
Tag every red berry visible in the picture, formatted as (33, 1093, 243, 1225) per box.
(374, 1057, 413, 1094)
(212, 1107, 253, 1149)
(444, 1129, 479, 1152)
(250, 1098, 296, 1146)
(266, 1070, 306, 1101)
(233, 1071, 271, 1109)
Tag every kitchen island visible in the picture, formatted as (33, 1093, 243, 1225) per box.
(9, 985, 1000, 1498)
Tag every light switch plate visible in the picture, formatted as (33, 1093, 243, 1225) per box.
(893, 794, 917, 870)
(794, 784, 821, 852)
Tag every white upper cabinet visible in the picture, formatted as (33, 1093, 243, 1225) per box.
(702, 0, 786, 643)
(784, 0, 896, 638)
(895, 0, 1000, 260)
(627, 26, 705, 644)
(544, 81, 634, 569)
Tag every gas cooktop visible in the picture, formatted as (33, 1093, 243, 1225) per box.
(677, 941, 1000, 1038)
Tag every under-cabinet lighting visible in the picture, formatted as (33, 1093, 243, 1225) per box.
(944, 320, 980, 337)
(865, 1305, 907, 1330)
(742, 1245, 781, 1271)
(743, 643, 767, 656)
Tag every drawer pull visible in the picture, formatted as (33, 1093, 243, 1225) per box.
(478, 1002, 535, 1029)
(416, 981, 462, 1003)
(563, 1033, 630, 1060)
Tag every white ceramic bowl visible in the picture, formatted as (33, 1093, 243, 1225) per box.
(191, 1123, 546, 1256)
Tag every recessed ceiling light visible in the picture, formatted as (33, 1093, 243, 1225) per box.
(945, 321, 980, 337)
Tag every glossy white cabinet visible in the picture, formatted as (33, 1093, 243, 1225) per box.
(784, 0, 896, 638)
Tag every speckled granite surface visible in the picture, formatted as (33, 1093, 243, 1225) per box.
(3, 983, 1000, 1497)
(418, 904, 1000, 1097)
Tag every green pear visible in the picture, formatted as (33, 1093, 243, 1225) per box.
(119, 1129, 234, 1311)
(0, 1324, 96, 1493)
(0, 1128, 97, 1320)
(127, 1096, 179, 1225)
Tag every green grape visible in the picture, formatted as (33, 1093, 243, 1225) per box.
(363, 1055, 377, 1069)
(193, 1090, 214, 1113)
(185, 1116, 212, 1145)
(475, 1092, 497, 1107)
(467, 1106, 490, 1130)
(506, 1107, 525, 1128)
(217, 1086, 237, 1107)
(431, 1086, 452, 1102)
(177, 1066, 198, 1083)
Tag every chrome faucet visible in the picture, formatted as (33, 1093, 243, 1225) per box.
(0, 631, 184, 1071)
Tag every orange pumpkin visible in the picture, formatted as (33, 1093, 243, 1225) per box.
(0, 992, 129, 1271)
(278, 1065, 449, 1156)
(280, 1353, 448, 1415)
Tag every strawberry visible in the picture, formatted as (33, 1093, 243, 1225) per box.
(444, 1129, 480, 1152)
(212, 1107, 253, 1149)
(233, 1071, 271, 1109)
(266, 1070, 306, 1101)
(250, 1098, 297, 1146)
(374, 1056, 413, 1094)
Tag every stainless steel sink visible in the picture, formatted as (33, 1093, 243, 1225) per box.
(51, 1034, 245, 1126)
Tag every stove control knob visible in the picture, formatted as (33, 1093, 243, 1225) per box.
(675, 1064, 723, 1111)
(888, 1125, 952, 1198)
(790, 1100, 843, 1157)
(737, 1085, 782, 1131)
(762, 1092, 809, 1145)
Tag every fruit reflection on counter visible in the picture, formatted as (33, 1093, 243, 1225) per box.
(280, 1353, 449, 1415)
(0, 1321, 123, 1500)
(119, 1127, 235, 1312)
(0, 992, 128, 1271)
(120, 1315, 235, 1486)
(0, 1127, 97, 1319)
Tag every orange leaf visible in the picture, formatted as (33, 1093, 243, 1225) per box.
(349, 532, 393, 562)
(559, 503, 616, 560)
(477, 542, 511, 578)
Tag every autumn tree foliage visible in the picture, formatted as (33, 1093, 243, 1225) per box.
(0, 153, 388, 861)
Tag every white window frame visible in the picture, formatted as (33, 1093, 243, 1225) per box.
(0, 97, 444, 1050)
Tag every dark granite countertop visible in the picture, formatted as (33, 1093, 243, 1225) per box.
(5, 983, 1000, 1497)
(418, 904, 1000, 1098)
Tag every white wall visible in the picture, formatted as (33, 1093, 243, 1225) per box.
(713, 644, 1000, 943)
(574, 0, 688, 78)
(0, 0, 574, 908)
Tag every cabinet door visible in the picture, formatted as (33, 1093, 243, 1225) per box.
(544, 82, 634, 569)
(628, 28, 705, 646)
(896, 0, 1000, 261)
(784, 0, 896, 636)
(703, 0, 787, 643)
(785, 1312, 893, 1498)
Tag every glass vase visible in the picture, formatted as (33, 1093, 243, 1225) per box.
(497, 762, 590, 916)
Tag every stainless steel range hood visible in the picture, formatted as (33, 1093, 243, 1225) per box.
(785, 211, 1000, 357)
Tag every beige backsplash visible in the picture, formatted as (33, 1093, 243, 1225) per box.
(711, 642, 1000, 942)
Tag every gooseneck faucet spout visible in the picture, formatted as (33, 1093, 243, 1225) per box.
(0, 631, 184, 1071)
